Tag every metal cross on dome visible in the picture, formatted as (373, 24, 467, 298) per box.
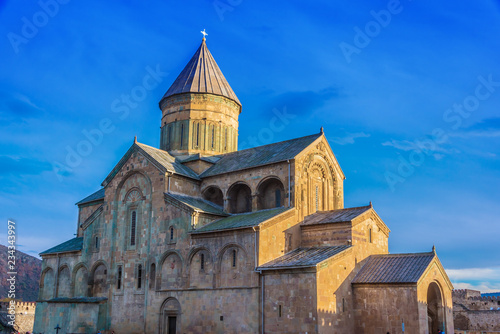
(201, 29, 208, 39)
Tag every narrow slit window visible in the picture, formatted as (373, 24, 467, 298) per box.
(278, 304, 282, 317)
(275, 189, 281, 208)
(232, 249, 237, 267)
(150, 263, 156, 290)
(117, 266, 122, 290)
(130, 211, 136, 246)
(342, 298, 346, 312)
(180, 124, 184, 147)
(315, 186, 319, 211)
(211, 125, 215, 149)
(137, 264, 142, 289)
(168, 125, 172, 148)
(95, 236, 99, 250)
(224, 128, 228, 150)
(369, 228, 372, 243)
(170, 226, 174, 241)
(196, 123, 200, 147)
(200, 253, 205, 270)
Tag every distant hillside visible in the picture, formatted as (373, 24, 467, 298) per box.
(0, 244, 42, 301)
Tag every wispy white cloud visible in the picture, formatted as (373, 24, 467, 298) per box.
(452, 282, 500, 293)
(446, 267, 500, 292)
(381, 139, 458, 156)
(446, 267, 500, 280)
(331, 132, 370, 145)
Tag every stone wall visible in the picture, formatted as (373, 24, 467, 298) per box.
(262, 270, 318, 334)
(34, 300, 106, 333)
(352, 285, 420, 334)
(0, 301, 36, 333)
(453, 289, 500, 331)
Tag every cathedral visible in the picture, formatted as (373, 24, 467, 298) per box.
(34, 37, 454, 334)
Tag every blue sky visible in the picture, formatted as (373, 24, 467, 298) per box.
(1, 0, 499, 291)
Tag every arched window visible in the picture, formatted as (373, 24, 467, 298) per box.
(117, 266, 122, 290)
(170, 226, 174, 241)
(130, 211, 137, 246)
(137, 264, 142, 289)
(232, 249, 237, 268)
(200, 253, 205, 271)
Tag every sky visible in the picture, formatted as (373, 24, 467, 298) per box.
(0, 0, 499, 291)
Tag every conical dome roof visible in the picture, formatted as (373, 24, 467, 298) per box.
(161, 39, 241, 106)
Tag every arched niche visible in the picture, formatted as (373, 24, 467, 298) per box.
(56, 265, 71, 298)
(90, 262, 108, 298)
(73, 264, 89, 297)
(202, 186, 224, 207)
(257, 177, 285, 210)
(188, 248, 213, 289)
(40, 267, 55, 300)
(160, 252, 183, 289)
(227, 182, 252, 213)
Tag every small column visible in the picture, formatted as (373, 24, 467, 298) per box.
(251, 193, 259, 212)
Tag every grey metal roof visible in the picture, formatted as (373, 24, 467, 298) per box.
(301, 205, 372, 226)
(102, 141, 200, 187)
(352, 252, 435, 284)
(76, 188, 105, 206)
(161, 39, 240, 105)
(258, 246, 351, 270)
(165, 193, 227, 216)
(200, 133, 322, 178)
(40, 237, 83, 255)
(136, 142, 200, 179)
(192, 207, 291, 233)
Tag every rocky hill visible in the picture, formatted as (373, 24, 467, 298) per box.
(0, 244, 42, 301)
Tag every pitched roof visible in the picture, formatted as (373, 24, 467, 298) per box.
(200, 133, 322, 178)
(75, 188, 105, 206)
(301, 205, 372, 226)
(40, 237, 83, 256)
(160, 39, 240, 106)
(192, 207, 291, 233)
(352, 252, 436, 284)
(258, 246, 351, 270)
(165, 193, 227, 216)
(102, 141, 200, 187)
(136, 142, 200, 179)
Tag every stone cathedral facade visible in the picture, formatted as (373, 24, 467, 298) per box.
(34, 38, 455, 334)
